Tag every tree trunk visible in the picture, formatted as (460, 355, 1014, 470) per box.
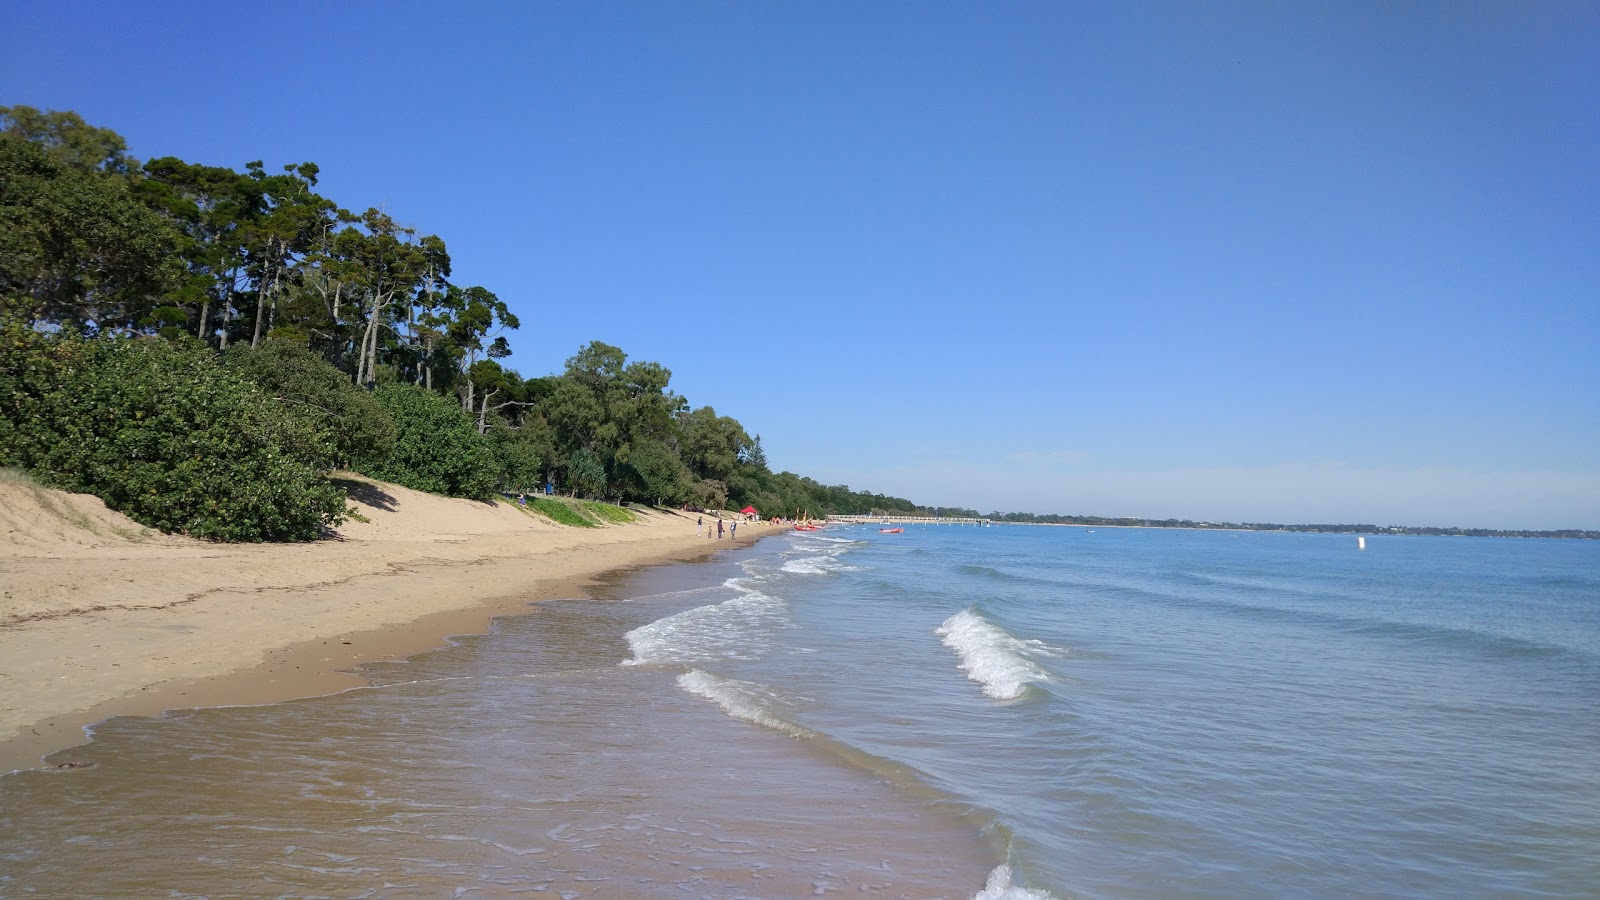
(251, 274, 268, 349)
(477, 388, 496, 435)
(362, 292, 386, 387)
(263, 262, 283, 340)
(356, 294, 378, 386)
(197, 299, 210, 344)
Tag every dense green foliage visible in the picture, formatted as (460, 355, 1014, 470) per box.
(0, 326, 346, 540)
(223, 341, 395, 469)
(357, 383, 496, 500)
(0, 105, 940, 540)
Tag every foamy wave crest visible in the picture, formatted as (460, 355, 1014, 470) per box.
(677, 670, 812, 737)
(623, 589, 789, 666)
(974, 864, 1057, 900)
(936, 609, 1055, 700)
(780, 552, 853, 576)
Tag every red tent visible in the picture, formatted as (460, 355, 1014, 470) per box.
(740, 506, 758, 516)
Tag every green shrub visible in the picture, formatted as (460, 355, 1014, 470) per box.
(0, 326, 347, 541)
(356, 383, 495, 499)
(224, 341, 395, 469)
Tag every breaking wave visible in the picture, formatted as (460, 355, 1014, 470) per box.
(936, 609, 1059, 701)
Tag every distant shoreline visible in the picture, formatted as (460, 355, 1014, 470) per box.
(850, 515, 1596, 539)
(1000, 521, 1598, 539)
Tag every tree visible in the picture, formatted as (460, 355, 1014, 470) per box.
(443, 284, 520, 424)
(565, 447, 607, 498)
(622, 439, 692, 506)
(0, 105, 137, 175)
(338, 209, 433, 389)
(240, 160, 334, 349)
(0, 133, 180, 329)
(138, 156, 258, 344)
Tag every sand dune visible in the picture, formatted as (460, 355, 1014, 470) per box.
(0, 473, 773, 771)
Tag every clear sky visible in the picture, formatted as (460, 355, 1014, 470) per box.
(5, 2, 1596, 528)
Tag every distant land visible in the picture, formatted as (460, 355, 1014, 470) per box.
(916, 508, 1599, 540)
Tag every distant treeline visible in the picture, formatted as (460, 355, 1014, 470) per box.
(0, 105, 922, 539)
(981, 511, 1598, 540)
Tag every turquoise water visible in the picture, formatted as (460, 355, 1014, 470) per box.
(649, 525, 1600, 896)
(4, 525, 1598, 897)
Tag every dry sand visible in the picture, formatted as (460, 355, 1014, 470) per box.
(0, 473, 778, 772)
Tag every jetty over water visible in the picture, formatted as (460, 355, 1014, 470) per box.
(829, 514, 994, 526)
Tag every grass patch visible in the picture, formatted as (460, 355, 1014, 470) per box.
(582, 501, 637, 524)
(526, 496, 598, 528)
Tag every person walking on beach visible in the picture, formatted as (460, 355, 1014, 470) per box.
(717, 519, 725, 540)
(731, 521, 738, 539)
(696, 515, 703, 536)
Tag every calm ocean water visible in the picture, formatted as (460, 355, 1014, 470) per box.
(4, 525, 1598, 897)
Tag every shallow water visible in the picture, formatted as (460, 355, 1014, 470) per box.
(4, 526, 1598, 898)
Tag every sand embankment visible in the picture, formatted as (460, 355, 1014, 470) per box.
(0, 474, 776, 772)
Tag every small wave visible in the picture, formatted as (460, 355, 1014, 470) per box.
(677, 670, 812, 738)
(936, 610, 1056, 700)
(622, 589, 789, 666)
(780, 553, 854, 576)
(974, 864, 1057, 900)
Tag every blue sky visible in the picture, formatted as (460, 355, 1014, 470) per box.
(5, 2, 1596, 528)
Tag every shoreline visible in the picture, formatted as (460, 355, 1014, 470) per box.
(0, 475, 780, 773)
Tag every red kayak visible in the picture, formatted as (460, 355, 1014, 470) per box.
(879, 527, 903, 534)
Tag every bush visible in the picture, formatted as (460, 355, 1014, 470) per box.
(0, 326, 347, 541)
(487, 418, 553, 493)
(224, 341, 395, 469)
(356, 383, 495, 499)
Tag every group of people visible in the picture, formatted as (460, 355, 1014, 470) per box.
(695, 515, 737, 539)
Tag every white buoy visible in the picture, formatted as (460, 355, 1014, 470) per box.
(1358, 536, 1366, 550)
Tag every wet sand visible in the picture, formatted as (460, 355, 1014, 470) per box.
(0, 474, 777, 772)
(0, 541, 1001, 898)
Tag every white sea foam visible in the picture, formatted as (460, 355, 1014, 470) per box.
(780, 553, 844, 575)
(622, 588, 789, 666)
(936, 609, 1055, 701)
(677, 670, 812, 737)
(779, 540, 864, 575)
(973, 864, 1057, 900)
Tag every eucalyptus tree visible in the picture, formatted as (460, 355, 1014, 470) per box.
(336, 209, 434, 389)
(138, 157, 259, 344)
(240, 161, 334, 348)
(442, 284, 519, 421)
(408, 235, 453, 390)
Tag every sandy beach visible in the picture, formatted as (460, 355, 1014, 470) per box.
(0, 473, 777, 772)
